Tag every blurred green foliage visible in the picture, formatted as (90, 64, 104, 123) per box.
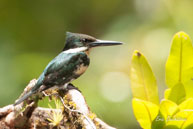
(1, 0, 193, 128)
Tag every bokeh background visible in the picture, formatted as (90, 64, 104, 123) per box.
(0, 0, 193, 128)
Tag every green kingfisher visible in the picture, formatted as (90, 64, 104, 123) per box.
(14, 32, 123, 105)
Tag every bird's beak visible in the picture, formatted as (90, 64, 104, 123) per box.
(89, 39, 123, 47)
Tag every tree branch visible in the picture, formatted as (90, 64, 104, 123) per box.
(0, 79, 116, 129)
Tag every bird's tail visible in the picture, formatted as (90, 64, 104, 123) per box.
(14, 90, 35, 106)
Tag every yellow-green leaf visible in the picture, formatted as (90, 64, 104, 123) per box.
(166, 31, 193, 88)
(160, 99, 179, 121)
(184, 80, 193, 99)
(179, 98, 193, 110)
(161, 99, 193, 128)
(130, 50, 159, 105)
(178, 98, 193, 128)
(183, 114, 193, 129)
(152, 111, 166, 129)
(166, 110, 190, 128)
(185, 124, 193, 129)
(164, 125, 179, 129)
(132, 98, 159, 129)
(168, 83, 186, 104)
(164, 88, 171, 99)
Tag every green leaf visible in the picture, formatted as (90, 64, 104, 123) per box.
(185, 124, 193, 129)
(168, 83, 186, 104)
(130, 50, 159, 105)
(164, 125, 179, 129)
(152, 111, 166, 129)
(132, 98, 159, 129)
(166, 31, 193, 88)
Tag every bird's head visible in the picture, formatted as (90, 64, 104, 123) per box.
(63, 32, 123, 51)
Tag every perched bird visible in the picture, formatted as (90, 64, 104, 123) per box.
(14, 32, 122, 105)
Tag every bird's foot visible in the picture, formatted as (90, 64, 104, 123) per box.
(42, 91, 53, 101)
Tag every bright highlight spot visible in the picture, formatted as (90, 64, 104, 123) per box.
(142, 29, 172, 60)
(99, 72, 130, 102)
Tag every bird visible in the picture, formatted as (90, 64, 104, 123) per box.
(14, 32, 123, 105)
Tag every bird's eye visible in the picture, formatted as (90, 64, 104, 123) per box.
(82, 38, 91, 42)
